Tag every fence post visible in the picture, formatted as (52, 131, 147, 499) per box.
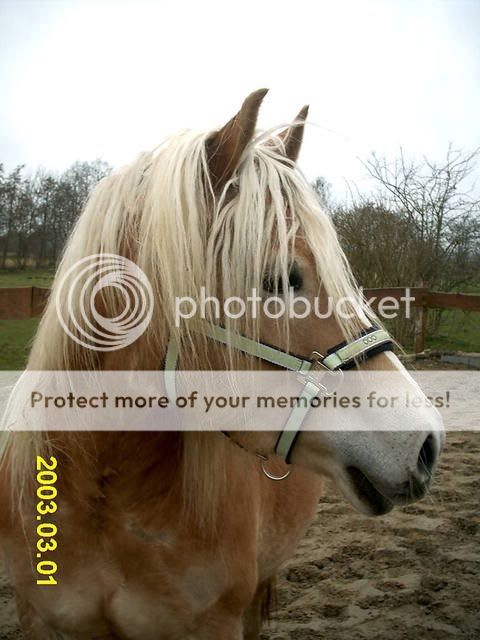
(414, 304, 426, 354)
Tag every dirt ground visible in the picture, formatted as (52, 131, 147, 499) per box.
(1, 431, 478, 639)
(260, 430, 480, 640)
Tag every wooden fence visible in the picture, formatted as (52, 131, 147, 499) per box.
(0, 287, 50, 321)
(363, 287, 480, 353)
(1, 286, 480, 354)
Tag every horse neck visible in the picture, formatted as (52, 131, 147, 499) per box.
(53, 348, 251, 533)
(59, 431, 182, 504)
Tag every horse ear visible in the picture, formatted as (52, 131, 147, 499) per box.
(279, 105, 309, 163)
(206, 88, 268, 190)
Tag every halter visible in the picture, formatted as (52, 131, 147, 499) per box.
(165, 324, 393, 480)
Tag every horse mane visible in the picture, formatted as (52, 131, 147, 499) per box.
(0, 124, 373, 528)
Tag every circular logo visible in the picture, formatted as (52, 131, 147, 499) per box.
(55, 254, 154, 351)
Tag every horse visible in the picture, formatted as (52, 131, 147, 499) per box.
(0, 89, 444, 639)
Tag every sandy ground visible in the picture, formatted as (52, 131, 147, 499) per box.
(259, 430, 480, 640)
(1, 426, 479, 638)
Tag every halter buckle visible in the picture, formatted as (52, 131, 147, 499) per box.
(298, 351, 344, 396)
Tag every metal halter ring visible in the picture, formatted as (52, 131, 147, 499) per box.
(259, 457, 292, 481)
(301, 351, 344, 396)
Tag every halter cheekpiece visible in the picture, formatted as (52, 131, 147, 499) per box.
(165, 324, 393, 480)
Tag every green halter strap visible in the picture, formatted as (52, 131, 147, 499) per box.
(165, 324, 393, 465)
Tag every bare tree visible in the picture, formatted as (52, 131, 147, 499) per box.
(363, 145, 480, 289)
(333, 202, 419, 287)
(0, 159, 111, 268)
(0, 165, 26, 268)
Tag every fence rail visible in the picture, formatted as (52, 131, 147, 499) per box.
(1, 286, 480, 354)
(363, 287, 480, 352)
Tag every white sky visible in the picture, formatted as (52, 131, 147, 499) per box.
(1, 0, 479, 199)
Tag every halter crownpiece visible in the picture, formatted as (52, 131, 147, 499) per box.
(164, 323, 394, 478)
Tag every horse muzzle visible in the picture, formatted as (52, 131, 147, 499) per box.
(336, 429, 444, 517)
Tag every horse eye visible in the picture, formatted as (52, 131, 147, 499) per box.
(263, 265, 303, 294)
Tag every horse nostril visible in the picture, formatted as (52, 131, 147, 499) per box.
(417, 433, 437, 477)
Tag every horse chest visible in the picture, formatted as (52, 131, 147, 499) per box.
(26, 574, 189, 639)
(6, 458, 321, 638)
(23, 515, 234, 639)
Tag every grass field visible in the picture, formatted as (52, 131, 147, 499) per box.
(0, 270, 479, 369)
(0, 318, 40, 369)
(384, 310, 480, 354)
(424, 311, 480, 352)
(0, 270, 50, 369)
(0, 269, 54, 288)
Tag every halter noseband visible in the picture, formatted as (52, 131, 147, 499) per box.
(165, 324, 393, 479)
